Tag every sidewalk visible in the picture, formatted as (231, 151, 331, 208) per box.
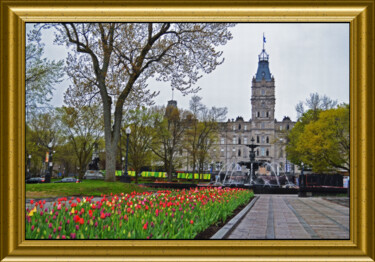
(226, 195, 349, 239)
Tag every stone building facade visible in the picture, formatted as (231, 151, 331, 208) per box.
(215, 47, 296, 174)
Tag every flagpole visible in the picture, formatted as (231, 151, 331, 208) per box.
(263, 32, 265, 50)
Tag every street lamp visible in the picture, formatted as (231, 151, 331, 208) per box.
(120, 127, 131, 183)
(45, 142, 53, 183)
(121, 156, 125, 175)
(298, 162, 306, 197)
(300, 162, 305, 188)
(26, 154, 32, 179)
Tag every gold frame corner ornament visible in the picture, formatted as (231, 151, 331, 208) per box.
(1, 1, 374, 261)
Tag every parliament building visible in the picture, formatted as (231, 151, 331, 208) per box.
(215, 46, 296, 174)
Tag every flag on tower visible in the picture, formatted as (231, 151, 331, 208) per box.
(263, 34, 266, 43)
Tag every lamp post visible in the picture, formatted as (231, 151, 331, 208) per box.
(45, 142, 53, 183)
(121, 156, 125, 176)
(26, 154, 32, 179)
(120, 127, 131, 183)
(298, 162, 306, 197)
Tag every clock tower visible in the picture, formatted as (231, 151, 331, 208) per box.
(251, 45, 276, 123)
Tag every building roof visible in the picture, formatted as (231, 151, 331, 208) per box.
(255, 49, 272, 82)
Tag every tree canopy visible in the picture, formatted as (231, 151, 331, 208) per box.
(286, 104, 349, 173)
(26, 28, 64, 118)
(47, 22, 235, 181)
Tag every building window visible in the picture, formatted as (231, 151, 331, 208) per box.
(261, 122, 265, 129)
(232, 148, 236, 152)
(257, 112, 260, 117)
(261, 111, 265, 117)
(261, 136, 265, 143)
(233, 137, 236, 144)
(266, 149, 269, 156)
(280, 126, 282, 130)
(287, 124, 290, 130)
(233, 125, 235, 131)
(266, 136, 269, 143)
(238, 137, 241, 144)
(257, 136, 259, 143)
(257, 149, 259, 156)
(261, 89, 265, 95)
(266, 111, 269, 117)
(238, 124, 241, 130)
(221, 138, 225, 145)
(244, 137, 248, 144)
(261, 148, 265, 156)
(238, 149, 241, 157)
(244, 125, 247, 131)
(220, 148, 224, 157)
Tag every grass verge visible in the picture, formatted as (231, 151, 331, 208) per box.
(26, 179, 153, 198)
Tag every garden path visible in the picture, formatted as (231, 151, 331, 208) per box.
(226, 194, 349, 239)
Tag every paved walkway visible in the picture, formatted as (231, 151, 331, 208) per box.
(227, 195, 349, 239)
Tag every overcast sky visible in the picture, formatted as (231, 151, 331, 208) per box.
(27, 23, 349, 121)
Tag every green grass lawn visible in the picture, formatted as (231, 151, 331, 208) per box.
(26, 179, 153, 199)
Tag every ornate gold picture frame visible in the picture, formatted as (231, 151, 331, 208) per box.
(1, 1, 374, 261)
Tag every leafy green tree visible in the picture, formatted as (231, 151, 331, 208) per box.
(121, 107, 157, 184)
(54, 141, 77, 178)
(26, 28, 64, 118)
(286, 104, 349, 173)
(49, 22, 234, 181)
(56, 104, 103, 179)
(26, 110, 63, 176)
(184, 96, 227, 179)
(151, 106, 188, 181)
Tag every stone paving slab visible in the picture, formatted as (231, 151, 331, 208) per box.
(226, 195, 349, 240)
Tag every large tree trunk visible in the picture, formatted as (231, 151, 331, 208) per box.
(105, 142, 117, 182)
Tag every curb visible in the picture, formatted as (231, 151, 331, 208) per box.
(210, 195, 259, 239)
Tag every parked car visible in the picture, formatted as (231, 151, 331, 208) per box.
(26, 177, 45, 184)
(54, 177, 81, 183)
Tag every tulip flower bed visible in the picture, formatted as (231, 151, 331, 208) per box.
(26, 187, 253, 239)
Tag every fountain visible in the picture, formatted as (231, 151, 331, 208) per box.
(211, 137, 298, 193)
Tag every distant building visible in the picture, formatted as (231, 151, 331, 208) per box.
(216, 45, 296, 174)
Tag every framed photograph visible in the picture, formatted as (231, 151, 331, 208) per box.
(1, 0, 374, 261)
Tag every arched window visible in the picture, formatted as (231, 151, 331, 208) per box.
(266, 136, 269, 143)
(238, 149, 241, 157)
